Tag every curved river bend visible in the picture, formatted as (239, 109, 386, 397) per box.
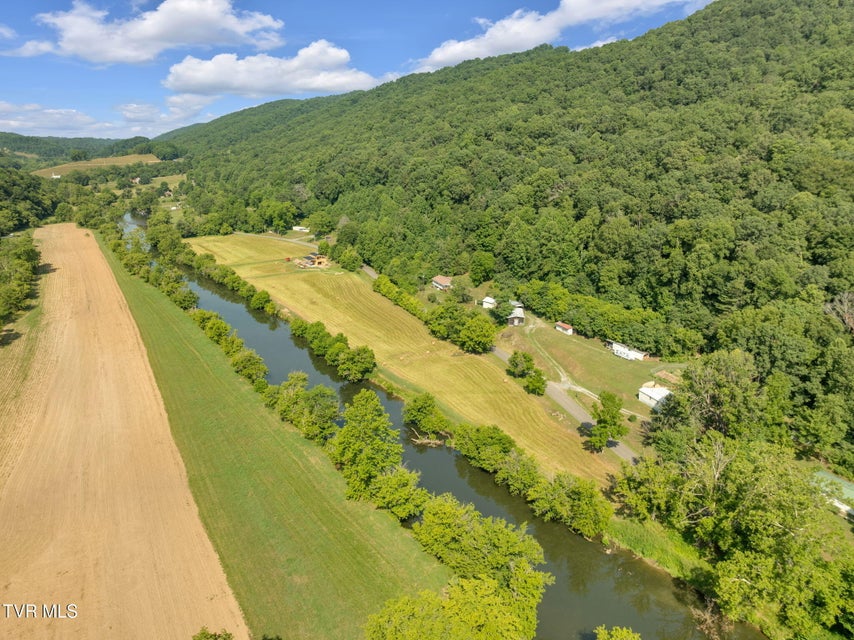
(179, 267, 764, 640)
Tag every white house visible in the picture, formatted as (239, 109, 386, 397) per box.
(554, 321, 574, 336)
(292, 225, 310, 232)
(481, 296, 496, 309)
(610, 342, 648, 361)
(638, 384, 672, 410)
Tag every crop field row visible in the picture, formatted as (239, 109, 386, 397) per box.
(0, 298, 43, 494)
(0, 224, 249, 639)
(104, 235, 449, 639)
(31, 153, 162, 177)
(188, 234, 619, 482)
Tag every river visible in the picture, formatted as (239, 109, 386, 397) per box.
(121, 212, 761, 639)
(181, 264, 763, 640)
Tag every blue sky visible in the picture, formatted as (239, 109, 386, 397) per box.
(0, 0, 712, 139)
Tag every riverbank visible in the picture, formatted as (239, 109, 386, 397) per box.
(188, 233, 618, 483)
(99, 232, 450, 639)
(184, 231, 772, 638)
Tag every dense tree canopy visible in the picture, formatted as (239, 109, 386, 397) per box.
(165, 0, 851, 347)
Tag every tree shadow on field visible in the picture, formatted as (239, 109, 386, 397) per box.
(0, 328, 21, 347)
(37, 262, 57, 275)
(261, 635, 283, 640)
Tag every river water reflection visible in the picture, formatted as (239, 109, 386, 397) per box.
(122, 213, 759, 639)
(178, 267, 764, 640)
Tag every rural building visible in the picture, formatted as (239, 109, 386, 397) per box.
(482, 296, 496, 309)
(509, 300, 524, 309)
(300, 253, 328, 268)
(432, 275, 453, 291)
(507, 307, 526, 326)
(609, 341, 648, 361)
(292, 225, 310, 232)
(638, 383, 671, 410)
(554, 321, 574, 335)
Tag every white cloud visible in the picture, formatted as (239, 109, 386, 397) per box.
(416, 0, 704, 71)
(0, 96, 218, 138)
(9, 0, 283, 64)
(0, 100, 107, 136)
(0, 24, 15, 40)
(573, 36, 619, 51)
(117, 94, 217, 133)
(164, 40, 379, 96)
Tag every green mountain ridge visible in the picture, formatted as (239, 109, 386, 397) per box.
(165, 0, 851, 327)
(159, 0, 854, 476)
(2, 1, 854, 637)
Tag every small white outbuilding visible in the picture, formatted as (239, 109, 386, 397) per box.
(610, 342, 648, 361)
(638, 384, 672, 410)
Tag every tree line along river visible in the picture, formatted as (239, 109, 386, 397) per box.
(181, 266, 764, 640)
(125, 210, 763, 640)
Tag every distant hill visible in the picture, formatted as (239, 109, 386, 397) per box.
(0, 132, 127, 162)
(157, 0, 854, 482)
(164, 0, 852, 337)
(0, 132, 185, 166)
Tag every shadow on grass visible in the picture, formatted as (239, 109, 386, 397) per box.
(0, 328, 21, 347)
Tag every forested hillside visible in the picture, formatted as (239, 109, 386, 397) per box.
(0, 132, 181, 167)
(0, 167, 58, 234)
(164, 0, 854, 476)
(2, 1, 852, 635)
(170, 0, 853, 322)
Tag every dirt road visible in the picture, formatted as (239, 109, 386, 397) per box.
(0, 224, 248, 639)
(492, 346, 638, 463)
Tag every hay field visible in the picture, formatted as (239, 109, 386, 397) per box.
(188, 234, 619, 482)
(32, 153, 161, 178)
(0, 224, 249, 639)
(105, 233, 449, 639)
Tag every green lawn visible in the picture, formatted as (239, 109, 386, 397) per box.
(188, 234, 620, 483)
(498, 321, 687, 416)
(100, 238, 449, 639)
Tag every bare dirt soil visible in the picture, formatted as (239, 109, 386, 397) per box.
(0, 224, 248, 639)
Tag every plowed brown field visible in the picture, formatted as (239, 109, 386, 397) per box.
(0, 224, 248, 639)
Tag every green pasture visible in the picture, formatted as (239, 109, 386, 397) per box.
(32, 153, 162, 178)
(187, 234, 621, 482)
(100, 237, 449, 639)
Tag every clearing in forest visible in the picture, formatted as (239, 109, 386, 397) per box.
(31, 153, 161, 178)
(0, 223, 249, 639)
(188, 233, 619, 482)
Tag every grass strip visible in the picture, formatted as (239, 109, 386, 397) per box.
(100, 237, 449, 639)
(187, 234, 616, 483)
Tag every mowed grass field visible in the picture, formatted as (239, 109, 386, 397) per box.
(100, 238, 449, 639)
(188, 234, 619, 483)
(0, 298, 43, 493)
(498, 324, 687, 416)
(32, 153, 161, 177)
